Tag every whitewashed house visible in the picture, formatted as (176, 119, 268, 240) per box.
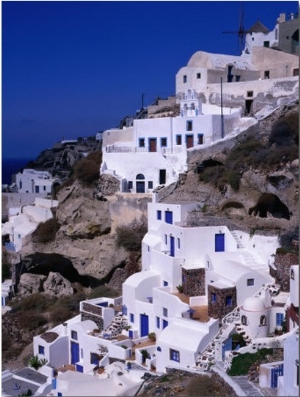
(2, 197, 58, 252)
(121, 197, 276, 372)
(101, 90, 247, 193)
(15, 169, 60, 195)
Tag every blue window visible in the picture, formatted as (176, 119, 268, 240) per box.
(276, 313, 284, 326)
(139, 138, 145, 147)
(163, 281, 168, 286)
(165, 211, 173, 224)
(157, 210, 162, 220)
(247, 278, 254, 286)
(225, 296, 232, 307)
(197, 134, 204, 145)
(157, 346, 162, 352)
(130, 313, 134, 323)
(38, 345, 45, 355)
(35, 186, 40, 193)
(211, 293, 216, 303)
(163, 307, 168, 317)
(71, 330, 78, 340)
(170, 349, 180, 362)
(128, 181, 133, 190)
(163, 320, 168, 329)
(148, 181, 153, 189)
(186, 120, 193, 131)
(122, 305, 127, 315)
(156, 316, 160, 329)
(90, 352, 99, 365)
(161, 137, 167, 147)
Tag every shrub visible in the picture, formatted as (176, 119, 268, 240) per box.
(49, 305, 73, 326)
(141, 349, 151, 362)
(228, 348, 273, 375)
(73, 151, 102, 185)
(148, 332, 156, 341)
(28, 355, 48, 370)
(116, 219, 147, 252)
(19, 310, 47, 331)
(227, 170, 240, 191)
(32, 218, 60, 243)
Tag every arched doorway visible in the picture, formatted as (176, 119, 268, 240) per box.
(136, 174, 145, 193)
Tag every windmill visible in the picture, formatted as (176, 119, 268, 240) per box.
(222, 3, 247, 54)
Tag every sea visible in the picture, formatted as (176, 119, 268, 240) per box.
(2, 158, 32, 186)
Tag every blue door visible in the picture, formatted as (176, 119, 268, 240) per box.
(271, 364, 284, 388)
(162, 320, 168, 329)
(165, 211, 173, 224)
(76, 364, 83, 373)
(140, 314, 149, 337)
(136, 181, 145, 193)
(215, 233, 225, 252)
(71, 342, 79, 365)
(170, 236, 175, 257)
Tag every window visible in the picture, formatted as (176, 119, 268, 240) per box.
(157, 210, 162, 220)
(260, 315, 267, 326)
(225, 296, 233, 307)
(38, 345, 45, 355)
(35, 186, 39, 193)
(177, 238, 180, 249)
(130, 313, 134, 323)
(176, 135, 182, 145)
(276, 313, 284, 326)
(196, 73, 201, 79)
(263, 41, 270, 47)
(211, 293, 216, 303)
(43, 186, 46, 191)
(128, 181, 133, 190)
(241, 315, 248, 325)
(183, 75, 187, 83)
(139, 138, 145, 147)
(163, 320, 168, 329)
(164, 234, 168, 245)
(122, 305, 127, 315)
(186, 120, 193, 131)
(161, 137, 167, 147)
(291, 269, 294, 279)
(296, 359, 299, 386)
(247, 278, 254, 286)
(170, 349, 180, 362)
(148, 181, 153, 189)
(156, 316, 160, 329)
(71, 330, 78, 340)
(197, 134, 204, 145)
(247, 91, 253, 97)
(163, 281, 168, 286)
(90, 352, 99, 365)
(264, 71, 270, 79)
(163, 307, 168, 317)
(157, 346, 162, 352)
(147, 246, 150, 252)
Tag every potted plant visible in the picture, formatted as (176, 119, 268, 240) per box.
(148, 332, 156, 342)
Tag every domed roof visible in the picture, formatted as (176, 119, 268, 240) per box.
(242, 296, 265, 312)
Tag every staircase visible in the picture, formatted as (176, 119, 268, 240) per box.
(101, 313, 129, 338)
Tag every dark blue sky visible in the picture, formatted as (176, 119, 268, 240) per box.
(2, 1, 298, 160)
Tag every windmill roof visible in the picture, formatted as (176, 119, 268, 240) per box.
(247, 20, 270, 34)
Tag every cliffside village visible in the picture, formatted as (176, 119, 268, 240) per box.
(2, 12, 299, 397)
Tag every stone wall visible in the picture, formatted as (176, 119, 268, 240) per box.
(81, 313, 104, 330)
(81, 302, 103, 316)
(272, 252, 298, 292)
(182, 268, 205, 297)
(208, 284, 237, 319)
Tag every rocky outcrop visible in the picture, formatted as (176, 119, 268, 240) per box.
(18, 273, 47, 296)
(43, 272, 74, 297)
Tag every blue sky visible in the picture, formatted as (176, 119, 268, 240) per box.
(2, 1, 298, 160)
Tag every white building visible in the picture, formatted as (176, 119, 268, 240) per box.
(101, 90, 245, 193)
(2, 197, 58, 252)
(15, 169, 60, 195)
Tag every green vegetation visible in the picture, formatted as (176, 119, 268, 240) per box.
(87, 285, 121, 299)
(32, 217, 60, 243)
(198, 112, 298, 192)
(28, 355, 48, 370)
(116, 218, 147, 252)
(227, 348, 273, 376)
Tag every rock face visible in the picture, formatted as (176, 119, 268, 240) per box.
(43, 272, 74, 297)
(18, 273, 47, 296)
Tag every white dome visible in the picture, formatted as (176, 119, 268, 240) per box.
(242, 296, 265, 312)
